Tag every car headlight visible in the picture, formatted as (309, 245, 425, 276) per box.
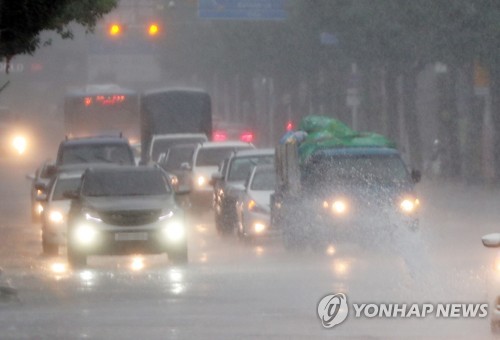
(49, 211, 64, 223)
(35, 202, 44, 215)
(12, 135, 27, 155)
(323, 199, 348, 215)
(399, 197, 419, 214)
(163, 221, 185, 242)
(196, 175, 206, 187)
(253, 222, 266, 234)
(74, 225, 97, 245)
(170, 175, 179, 187)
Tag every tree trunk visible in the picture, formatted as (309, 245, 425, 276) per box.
(385, 65, 400, 146)
(437, 64, 461, 178)
(402, 68, 423, 170)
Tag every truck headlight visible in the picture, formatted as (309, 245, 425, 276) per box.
(49, 211, 64, 223)
(399, 197, 419, 213)
(12, 135, 27, 155)
(324, 199, 348, 215)
(163, 221, 185, 242)
(254, 222, 266, 234)
(74, 225, 97, 245)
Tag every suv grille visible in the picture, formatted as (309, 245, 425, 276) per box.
(100, 210, 161, 226)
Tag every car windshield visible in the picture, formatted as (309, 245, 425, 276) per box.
(82, 170, 170, 197)
(152, 137, 205, 161)
(228, 155, 273, 181)
(163, 146, 195, 171)
(195, 147, 249, 166)
(61, 144, 133, 165)
(303, 154, 409, 187)
(51, 177, 82, 200)
(250, 169, 275, 191)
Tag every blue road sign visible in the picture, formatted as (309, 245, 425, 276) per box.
(198, 0, 287, 21)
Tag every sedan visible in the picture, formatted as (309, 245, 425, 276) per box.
(40, 171, 83, 255)
(236, 165, 277, 242)
(66, 166, 188, 267)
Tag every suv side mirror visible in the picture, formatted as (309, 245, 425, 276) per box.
(482, 233, 500, 248)
(411, 169, 421, 183)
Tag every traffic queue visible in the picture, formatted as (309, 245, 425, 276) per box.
(26, 91, 421, 268)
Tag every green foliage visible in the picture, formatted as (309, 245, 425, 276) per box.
(0, 0, 117, 61)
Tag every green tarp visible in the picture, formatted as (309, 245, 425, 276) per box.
(295, 115, 396, 162)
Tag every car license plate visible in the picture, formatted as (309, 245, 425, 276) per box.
(114, 232, 148, 241)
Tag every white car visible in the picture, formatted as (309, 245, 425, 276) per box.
(41, 171, 83, 255)
(482, 233, 500, 332)
(189, 141, 254, 209)
(236, 165, 276, 241)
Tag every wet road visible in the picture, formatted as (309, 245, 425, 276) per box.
(0, 158, 498, 339)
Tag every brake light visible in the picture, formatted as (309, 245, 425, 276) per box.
(213, 130, 227, 142)
(240, 131, 254, 143)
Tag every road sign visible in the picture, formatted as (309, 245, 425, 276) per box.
(198, 0, 287, 20)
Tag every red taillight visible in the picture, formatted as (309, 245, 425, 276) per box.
(240, 131, 254, 143)
(213, 130, 227, 142)
(286, 120, 294, 132)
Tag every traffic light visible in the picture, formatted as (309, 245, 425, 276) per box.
(108, 23, 122, 36)
(147, 23, 159, 36)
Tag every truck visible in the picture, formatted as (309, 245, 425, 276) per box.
(271, 116, 421, 251)
(140, 87, 212, 163)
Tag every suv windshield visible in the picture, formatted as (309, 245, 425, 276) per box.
(303, 154, 409, 187)
(82, 170, 170, 197)
(228, 155, 273, 181)
(61, 144, 133, 165)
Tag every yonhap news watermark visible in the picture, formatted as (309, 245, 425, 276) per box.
(317, 293, 488, 328)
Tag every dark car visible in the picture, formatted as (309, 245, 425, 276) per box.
(66, 166, 188, 267)
(212, 148, 274, 234)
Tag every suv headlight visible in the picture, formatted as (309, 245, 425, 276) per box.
(399, 197, 420, 214)
(163, 221, 185, 242)
(74, 225, 97, 245)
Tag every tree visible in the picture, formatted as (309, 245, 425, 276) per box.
(0, 0, 117, 68)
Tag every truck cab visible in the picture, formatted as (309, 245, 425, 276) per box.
(273, 144, 420, 250)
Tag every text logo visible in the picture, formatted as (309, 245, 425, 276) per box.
(317, 293, 349, 328)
